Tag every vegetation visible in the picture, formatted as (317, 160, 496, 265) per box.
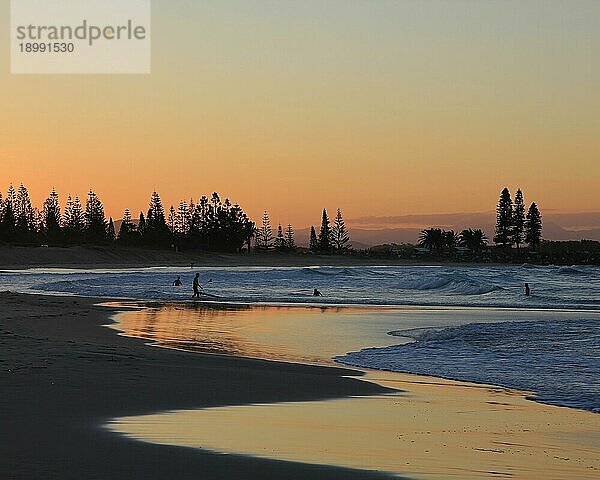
(494, 187, 542, 250)
(318, 209, 331, 253)
(0, 185, 254, 253)
(0, 183, 572, 262)
(331, 208, 350, 253)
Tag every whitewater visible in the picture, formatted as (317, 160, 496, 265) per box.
(1, 264, 598, 412)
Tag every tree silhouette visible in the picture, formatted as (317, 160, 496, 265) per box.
(459, 228, 488, 252)
(15, 184, 35, 241)
(256, 211, 274, 250)
(85, 190, 107, 244)
(118, 209, 137, 244)
(318, 209, 331, 253)
(494, 187, 513, 247)
(0, 190, 16, 242)
(107, 217, 116, 243)
(138, 212, 146, 236)
(419, 228, 444, 252)
(512, 189, 525, 250)
(167, 206, 176, 233)
(63, 196, 85, 244)
(331, 208, 350, 253)
(144, 192, 171, 246)
(285, 224, 295, 250)
(444, 230, 458, 251)
(525, 202, 542, 250)
(274, 224, 286, 251)
(176, 200, 190, 235)
(308, 226, 317, 252)
(42, 189, 61, 244)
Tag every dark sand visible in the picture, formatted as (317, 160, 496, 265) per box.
(0, 245, 423, 270)
(0, 292, 398, 480)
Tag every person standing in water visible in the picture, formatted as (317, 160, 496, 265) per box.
(173, 276, 182, 286)
(525, 283, 531, 296)
(193, 273, 202, 298)
(313, 288, 323, 297)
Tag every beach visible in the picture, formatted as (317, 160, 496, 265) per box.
(2, 288, 599, 479)
(0, 245, 418, 270)
(0, 292, 395, 480)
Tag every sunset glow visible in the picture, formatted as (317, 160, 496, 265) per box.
(1, 1, 598, 227)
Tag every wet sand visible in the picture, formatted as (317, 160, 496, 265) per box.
(0, 292, 396, 480)
(107, 303, 600, 479)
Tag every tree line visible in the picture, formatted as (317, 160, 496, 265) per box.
(418, 187, 542, 253)
(494, 187, 542, 250)
(255, 207, 351, 254)
(0, 185, 255, 253)
(0, 184, 353, 255)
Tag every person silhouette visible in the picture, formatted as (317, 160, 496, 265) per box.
(313, 288, 323, 297)
(173, 276, 182, 286)
(525, 283, 531, 296)
(193, 273, 202, 298)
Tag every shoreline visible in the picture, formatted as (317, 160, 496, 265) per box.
(3, 292, 599, 479)
(0, 244, 514, 270)
(0, 292, 398, 480)
(106, 302, 600, 479)
(109, 300, 599, 415)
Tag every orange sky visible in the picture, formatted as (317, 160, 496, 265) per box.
(1, 1, 599, 227)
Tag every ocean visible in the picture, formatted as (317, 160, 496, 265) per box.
(2, 264, 598, 412)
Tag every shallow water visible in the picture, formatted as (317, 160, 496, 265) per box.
(1, 264, 599, 309)
(106, 304, 600, 479)
(2, 264, 599, 411)
(110, 303, 600, 413)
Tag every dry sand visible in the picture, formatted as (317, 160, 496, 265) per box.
(0, 292, 396, 480)
(0, 245, 415, 270)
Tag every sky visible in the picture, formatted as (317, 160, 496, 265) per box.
(1, 0, 599, 228)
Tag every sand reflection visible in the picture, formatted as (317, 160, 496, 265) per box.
(109, 303, 406, 365)
(108, 371, 600, 479)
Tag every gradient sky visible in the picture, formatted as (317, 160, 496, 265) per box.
(1, 0, 598, 227)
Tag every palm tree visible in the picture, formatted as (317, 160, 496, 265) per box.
(444, 230, 457, 251)
(419, 228, 445, 252)
(459, 228, 488, 252)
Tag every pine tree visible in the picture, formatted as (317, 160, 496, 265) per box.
(138, 212, 146, 235)
(525, 202, 542, 250)
(167, 206, 176, 233)
(176, 200, 190, 234)
(64, 196, 85, 244)
(84, 190, 107, 244)
(144, 192, 170, 246)
(512, 189, 525, 250)
(1, 187, 17, 241)
(107, 217, 116, 243)
(309, 226, 318, 252)
(331, 208, 350, 253)
(42, 188, 61, 244)
(256, 210, 274, 250)
(15, 184, 35, 240)
(1, 196, 16, 242)
(285, 224, 295, 250)
(274, 224, 285, 251)
(318, 209, 331, 253)
(494, 187, 513, 247)
(118, 209, 134, 242)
